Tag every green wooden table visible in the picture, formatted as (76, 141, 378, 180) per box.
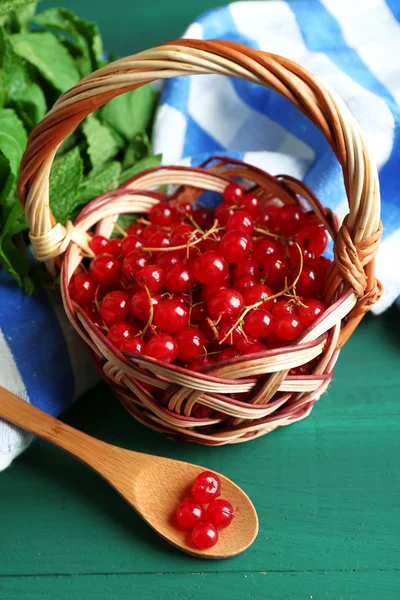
(2, 2, 400, 598)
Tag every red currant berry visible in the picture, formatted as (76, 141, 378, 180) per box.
(135, 265, 164, 292)
(287, 240, 315, 265)
(215, 203, 235, 226)
(141, 224, 159, 242)
(147, 230, 171, 250)
(236, 337, 266, 355)
(313, 256, 332, 277)
(233, 275, 255, 296)
(208, 289, 244, 322)
(296, 298, 325, 326)
(175, 326, 207, 362)
(244, 284, 274, 311)
(89, 255, 120, 286)
(272, 300, 295, 319)
(297, 224, 328, 257)
(107, 322, 136, 349)
(170, 223, 196, 246)
(259, 256, 289, 286)
(191, 470, 221, 503)
(131, 290, 160, 322)
(127, 223, 144, 237)
(121, 235, 143, 255)
(206, 499, 235, 529)
(220, 230, 253, 264)
(122, 250, 151, 279)
(295, 264, 321, 296)
(239, 193, 260, 216)
(187, 356, 215, 370)
(200, 237, 220, 253)
(81, 302, 101, 327)
(89, 235, 111, 255)
(226, 210, 254, 235)
(255, 210, 275, 230)
(223, 183, 244, 205)
(192, 522, 218, 549)
(243, 309, 273, 337)
(253, 238, 285, 264)
(145, 333, 178, 363)
(69, 273, 96, 304)
(154, 298, 189, 332)
(99, 290, 131, 326)
(262, 202, 280, 218)
(203, 284, 229, 303)
(176, 498, 205, 529)
(165, 262, 194, 292)
(232, 260, 257, 280)
(219, 348, 240, 361)
(190, 302, 207, 325)
(149, 202, 178, 226)
(156, 250, 184, 271)
(193, 208, 214, 229)
(219, 321, 245, 345)
(168, 198, 193, 218)
(193, 251, 228, 285)
(109, 238, 122, 256)
(275, 204, 306, 236)
(274, 314, 303, 340)
(119, 336, 146, 354)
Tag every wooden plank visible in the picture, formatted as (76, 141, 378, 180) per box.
(1, 571, 399, 600)
(1, 309, 399, 577)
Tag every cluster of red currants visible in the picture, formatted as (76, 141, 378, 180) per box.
(69, 183, 331, 380)
(176, 471, 234, 549)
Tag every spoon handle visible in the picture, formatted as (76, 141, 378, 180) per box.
(0, 385, 110, 471)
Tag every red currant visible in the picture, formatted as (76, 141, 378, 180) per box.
(191, 471, 221, 503)
(259, 256, 289, 286)
(220, 230, 253, 264)
(192, 522, 218, 549)
(223, 183, 244, 205)
(135, 265, 164, 292)
(81, 302, 101, 327)
(145, 333, 178, 363)
(219, 321, 245, 345)
(243, 309, 273, 337)
(107, 322, 137, 349)
(232, 260, 257, 280)
(141, 224, 159, 242)
(287, 240, 315, 265)
(215, 203, 235, 226)
(120, 235, 143, 255)
(219, 348, 240, 361)
(69, 273, 96, 304)
(89, 235, 111, 255)
(206, 499, 234, 529)
(275, 205, 306, 236)
(165, 262, 194, 292)
(89, 255, 120, 286)
(272, 299, 295, 319)
(233, 276, 255, 296)
(274, 314, 303, 340)
(297, 224, 328, 257)
(175, 326, 207, 362)
(170, 223, 196, 246)
(122, 250, 151, 279)
(244, 284, 274, 311)
(295, 264, 321, 296)
(239, 193, 260, 216)
(237, 338, 266, 355)
(193, 208, 214, 229)
(99, 290, 131, 326)
(109, 238, 122, 256)
(154, 298, 189, 332)
(253, 238, 285, 264)
(119, 336, 146, 354)
(296, 298, 325, 326)
(156, 250, 184, 271)
(187, 356, 215, 370)
(203, 284, 229, 303)
(208, 289, 244, 322)
(255, 210, 275, 230)
(176, 498, 205, 529)
(149, 202, 178, 226)
(226, 210, 254, 235)
(193, 251, 228, 285)
(147, 230, 171, 250)
(127, 223, 144, 237)
(131, 290, 160, 322)
(190, 302, 207, 325)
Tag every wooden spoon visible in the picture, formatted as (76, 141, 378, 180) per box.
(0, 386, 258, 558)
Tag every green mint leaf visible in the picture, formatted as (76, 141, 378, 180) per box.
(10, 31, 80, 92)
(77, 161, 121, 206)
(123, 132, 153, 167)
(82, 114, 120, 169)
(49, 146, 83, 224)
(101, 84, 157, 141)
(119, 154, 162, 186)
(0, 0, 39, 18)
(0, 202, 29, 287)
(0, 108, 27, 203)
(34, 8, 103, 76)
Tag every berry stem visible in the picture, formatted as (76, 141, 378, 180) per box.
(113, 222, 128, 238)
(141, 220, 220, 253)
(140, 285, 154, 338)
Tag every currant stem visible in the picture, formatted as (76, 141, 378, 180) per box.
(113, 222, 128, 238)
(141, 285, 154, 338)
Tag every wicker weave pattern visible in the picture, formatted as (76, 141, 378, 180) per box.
(17, 41, 383, 444)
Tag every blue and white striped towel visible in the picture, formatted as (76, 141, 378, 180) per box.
(1, 0, 400, 470)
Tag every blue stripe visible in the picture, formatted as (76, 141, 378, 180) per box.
(183, 115, 225, 158)
(0, 271, 74, 415)
(386, 0, 400, 23)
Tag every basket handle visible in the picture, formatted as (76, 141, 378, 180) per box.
(18, 39, 382, 343)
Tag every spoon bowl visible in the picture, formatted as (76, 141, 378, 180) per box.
(0, 385, 258, 558)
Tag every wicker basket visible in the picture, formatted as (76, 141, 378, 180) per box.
(18, 40, 383, 445)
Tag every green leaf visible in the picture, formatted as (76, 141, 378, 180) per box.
(101, 84, 157, 141)
(34, 8, 103, 75)
(0, 108, 27, 202)
(0, 202, 29, 287)
(119, 154, 162, 186)
(77, 161, 121, 205)
(0, 0, 39, 18)
(0, 29, 46, 130)
(123, 132, 153, 167)
(10, 31, 80, 92)
(49, 146, 83, 224)
(112, 214, 137, 237)
(82, 114, 120, 169)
